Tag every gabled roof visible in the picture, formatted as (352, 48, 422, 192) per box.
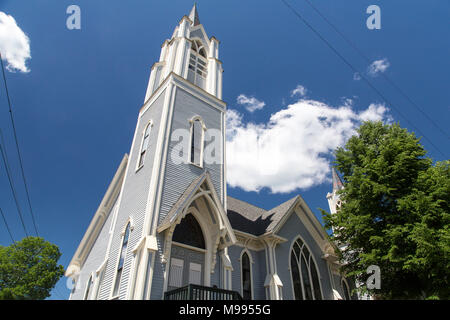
(226, 195, 299, 236)
(158, 173, 207, 231)
(227, 195, 336, 257)
(157, 171, 236, 244)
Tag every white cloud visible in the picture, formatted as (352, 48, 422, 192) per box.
(291, 84, 307, 97)
(367, 58, 389, 76)
(359, 103, 390, 122)
(237, 94, 265, 112)
(0, 12, 31, 73)
(226, 99, 390, 193)
(353, 72, 361, 81)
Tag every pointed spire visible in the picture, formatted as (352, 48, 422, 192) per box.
(189, 3, 201, 26)
(332, 167, 344, 192)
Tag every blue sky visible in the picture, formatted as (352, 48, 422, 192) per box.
(0, 0, 448, 299)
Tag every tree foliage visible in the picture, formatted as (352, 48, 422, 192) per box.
(0, 236, 65, 300)
(322, 121, 449, 299)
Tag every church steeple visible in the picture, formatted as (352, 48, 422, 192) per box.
(326, 167, 344, 216)
(189, 3, 201, 26)
(332, 167, 344, 192)
(143, 4, 223, 102)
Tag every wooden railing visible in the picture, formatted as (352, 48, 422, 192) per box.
(164, 284, 242, 300)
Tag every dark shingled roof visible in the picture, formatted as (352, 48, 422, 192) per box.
(227, 195, 299, 236)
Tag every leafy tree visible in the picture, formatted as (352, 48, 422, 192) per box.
(0, 236, 65, 299)
(322, 121, 449, 299)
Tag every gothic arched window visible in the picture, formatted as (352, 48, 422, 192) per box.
(189, 117, 204, 167)
(342, 279, 351, 300)
(290, 238, 322, 300)
(172, 213, 205, 249)
(188, 40, 208, 89)
(112, 222, 131, 297)
(241, 252, 252, 300)
(137, 121, 152, 169)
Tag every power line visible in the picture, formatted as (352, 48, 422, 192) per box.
(302, 0, 450, 141)
(0, 128, 29, 237)
(0, 207, 15, 243)
(280, 0, 447, 158)
(0, 51, 39, 236)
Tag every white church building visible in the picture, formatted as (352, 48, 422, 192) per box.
(66, 5, 355, 301)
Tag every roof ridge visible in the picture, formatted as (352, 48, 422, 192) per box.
(227, 195, 268, 212)
(268, 195, 299, 212)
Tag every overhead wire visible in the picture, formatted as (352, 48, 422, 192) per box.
(0, 51, 39, 236)
(0, 127, 29, 237)
(279, 0, 447, 158)
(0, 206, 15, 243)
(301, 0, 449, 141)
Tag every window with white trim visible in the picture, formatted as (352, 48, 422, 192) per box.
(187, 40, 208, 90)
(290, 238, 322, 300)
(137, 121, 152, 169)
(241, 252, 252, 300)
(112, 222, 131, 297)
(189, 118, 204, 167)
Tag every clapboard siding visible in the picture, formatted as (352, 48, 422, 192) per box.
(99, 90, 166, 300)
(71, 195, 118, 300)
(157, 87, 223, 227)
(149, 233, 166, 300)
(254, 249, 267, 300)
(275, 211, 334, 300)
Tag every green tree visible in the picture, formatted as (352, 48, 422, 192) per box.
(0, 236, 65, 299)
(322, 121, 449, 299)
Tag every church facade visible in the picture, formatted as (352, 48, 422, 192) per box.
(66, 5, 355, 301)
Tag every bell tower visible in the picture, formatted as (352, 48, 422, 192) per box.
(114, 4, 232, 300)
(144, 3, 223, 102)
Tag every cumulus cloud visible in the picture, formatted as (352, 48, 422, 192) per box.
(226, 98, 390, 193)
(0, 12, 31, 73)
(359, 103, 391, 122)
(291, 84, 307, 97)
(237, 94, 265, 112)
(367, 58, 389, 76)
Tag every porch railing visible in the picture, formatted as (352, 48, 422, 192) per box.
(164, 284, 242, 300)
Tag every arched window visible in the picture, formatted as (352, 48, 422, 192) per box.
(84, 275, 93, 300)
(189, 118, 204, 167)
(241, 252, 252, 300)
(290, 238, 322, 300)
(137, 121, 152, 169)
(188, 40, 208, 89)
(112, 222, 131, 297)
(342, 279, 351, 300)
(172, 213, 205, 249)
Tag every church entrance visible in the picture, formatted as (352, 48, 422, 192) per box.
(167, 213, 206, 291)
